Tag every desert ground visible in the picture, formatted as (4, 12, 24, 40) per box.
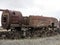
(0, 34, 60, 45)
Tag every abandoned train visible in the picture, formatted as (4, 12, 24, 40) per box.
(0, 9, 59, 39)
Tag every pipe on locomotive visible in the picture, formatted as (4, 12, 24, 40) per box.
(0, 9, 6, 11)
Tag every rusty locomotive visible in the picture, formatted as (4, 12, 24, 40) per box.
(0, 9, 59, 39)
(59, 20, 60, 30)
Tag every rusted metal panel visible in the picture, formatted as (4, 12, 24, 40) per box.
(10, 11, 23, 24)
(59, 21, 60, 28)
(28, 16, 58, 27)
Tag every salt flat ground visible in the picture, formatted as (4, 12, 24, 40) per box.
(0, 35, 60, 45)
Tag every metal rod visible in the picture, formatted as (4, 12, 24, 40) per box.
(0, 9, 6, 11)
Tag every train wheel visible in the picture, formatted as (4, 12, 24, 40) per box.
(15, 27, 23, 39)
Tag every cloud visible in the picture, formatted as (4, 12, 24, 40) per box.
(0, 0, 33, 9)
(32, 0, 60, 19)
(0, 0, 60, 18)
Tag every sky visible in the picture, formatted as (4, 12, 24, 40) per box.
(0, 0, 60, 25)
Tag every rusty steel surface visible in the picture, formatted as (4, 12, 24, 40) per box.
(23, 17, 29, 25)
(1, 10, 23, 29)
(59, 21, 60, 28)
(28, 16, 58, 27)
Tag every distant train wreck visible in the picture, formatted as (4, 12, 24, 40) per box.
(0, 9, 60, 39)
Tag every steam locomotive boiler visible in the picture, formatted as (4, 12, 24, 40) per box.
(0, 9, 59, 39)
(1, 9, 23, 30)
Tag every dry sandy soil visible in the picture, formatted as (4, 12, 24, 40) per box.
(0, 34, 60, 45)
